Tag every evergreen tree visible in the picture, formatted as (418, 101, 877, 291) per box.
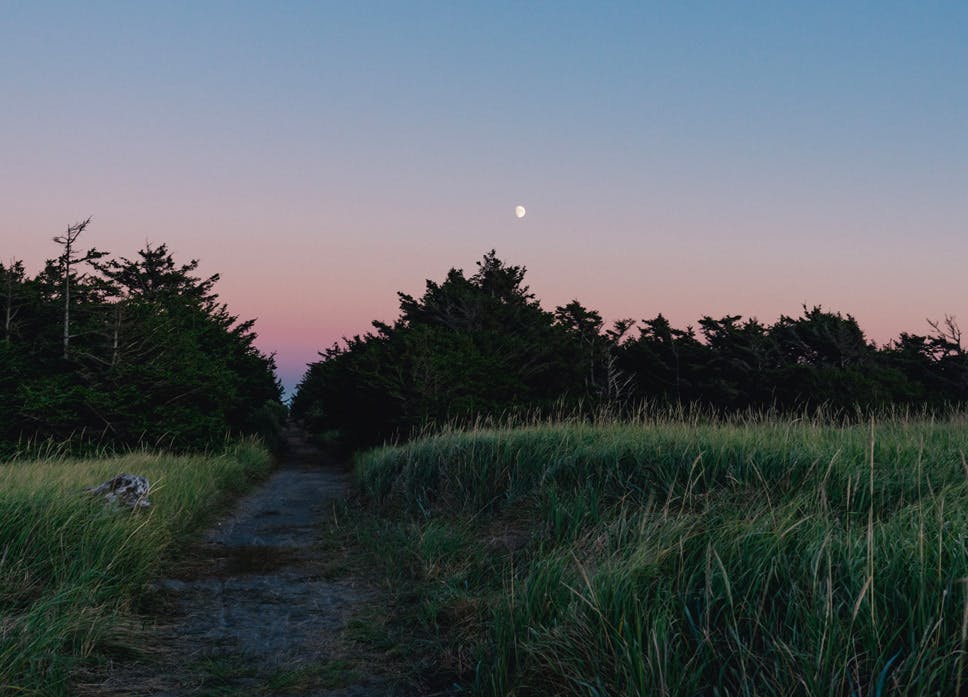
(0, 225, 282, 455)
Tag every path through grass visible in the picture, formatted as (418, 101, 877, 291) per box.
(0, 441, 271, 695)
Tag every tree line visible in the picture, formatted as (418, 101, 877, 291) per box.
(0, 219, 283, 456)
(292, 251, 968, 446)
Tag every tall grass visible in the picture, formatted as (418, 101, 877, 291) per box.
(0, 441, 271, 696)
(352, 414, 968, 695)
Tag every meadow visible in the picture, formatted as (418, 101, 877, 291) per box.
(347, 413, 968, 695)
(0, 441, 271, 695)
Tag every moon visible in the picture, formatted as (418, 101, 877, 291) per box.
(514, 205, 526, 219)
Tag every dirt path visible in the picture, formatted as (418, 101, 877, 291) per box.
(89, 429, 383, 696)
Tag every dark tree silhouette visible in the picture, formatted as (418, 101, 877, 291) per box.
(52, 217, 106, 359)
(0, 223, 282, 455)
(294, 253, 968, 448)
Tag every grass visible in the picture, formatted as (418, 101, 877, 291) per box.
(0, 440, 271, 696)
(266, 659, 362, 691)
(342, 413, 968, 695)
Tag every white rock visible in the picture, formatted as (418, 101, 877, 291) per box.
(86, 473, 151, 509)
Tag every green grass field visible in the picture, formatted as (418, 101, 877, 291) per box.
(0, 442, 271, 696)
(348, 414, 968, 695)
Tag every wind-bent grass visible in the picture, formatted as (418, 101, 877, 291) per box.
(0, 441, 271, 696)
(350, 414, 968, 695)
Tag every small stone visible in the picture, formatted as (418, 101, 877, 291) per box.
(86, 473, 151, 509)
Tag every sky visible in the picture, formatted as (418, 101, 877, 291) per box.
(2, 2, 966, 397)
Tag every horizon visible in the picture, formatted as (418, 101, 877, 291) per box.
(3, 2, 966, 397)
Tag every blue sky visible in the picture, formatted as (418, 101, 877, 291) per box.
(3, 2, 966, 395)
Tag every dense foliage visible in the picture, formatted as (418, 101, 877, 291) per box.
(293, 251, 968, 446)
(0, 219, 283, 455)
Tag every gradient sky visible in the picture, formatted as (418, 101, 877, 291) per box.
(3, 2, 966, 396)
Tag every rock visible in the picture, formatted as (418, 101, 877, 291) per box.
(86, 473, 151, 509)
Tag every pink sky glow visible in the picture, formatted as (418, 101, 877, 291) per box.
(3, 4, 966, 395)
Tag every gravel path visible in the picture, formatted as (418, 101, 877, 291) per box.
(89, 430, 382, 696)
